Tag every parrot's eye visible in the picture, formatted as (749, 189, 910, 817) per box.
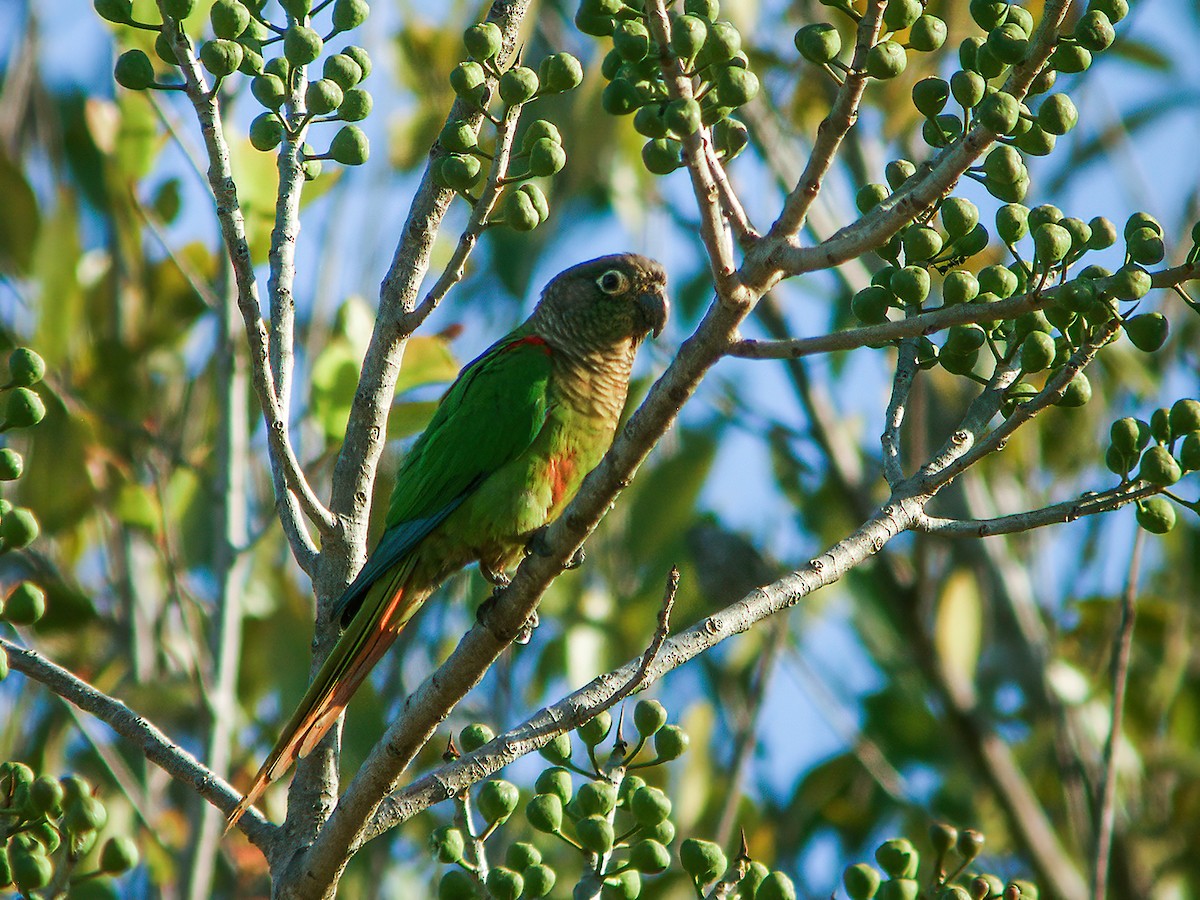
(596, 269, 628, 295)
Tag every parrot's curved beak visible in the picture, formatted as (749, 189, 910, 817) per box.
(636, 288, 670, 339)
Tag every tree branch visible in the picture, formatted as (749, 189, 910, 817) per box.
(0, 638, 277, 852)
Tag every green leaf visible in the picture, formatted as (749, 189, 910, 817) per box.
(934, 568, 982, 688)
(0, 155, 40, 275)
(393, 334, 459, 395)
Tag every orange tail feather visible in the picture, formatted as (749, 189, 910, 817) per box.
(227, 571, 426, 831)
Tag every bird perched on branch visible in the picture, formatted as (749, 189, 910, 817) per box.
(228, 253, 669, 827)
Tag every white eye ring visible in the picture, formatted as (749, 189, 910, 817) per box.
(596, 269, 628, 294)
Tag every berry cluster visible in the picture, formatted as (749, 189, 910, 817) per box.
(0, 763, 138, 895)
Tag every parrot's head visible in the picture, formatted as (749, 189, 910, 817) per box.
(535, 253, 670, 348)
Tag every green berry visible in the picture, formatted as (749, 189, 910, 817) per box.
(503, 185, 543, 230)
(601, 870, 641, 900)
(866, 40, 907, 79)
(464, 22, 502, 61)
(486, 867, 523, 900)
(978, 264, 1017, 298)
(875, 839, 919, 879)
(943, 270, 979, 305)
(576, 815, 615, 853)
(162, 0, 196, 17)
(211, 0, 250, 38)
(1125, 313, 1168, 352)
(903, 227, 942, 264)
(525, 793, 563, 832)
(505, 841, 541, 870)
(1038, 93, 1078, 134)
(1127, 226, 1165, 265)
(987, 22, 1028, 64)
(1169, 399, 1200, 435)
(941, 198, 979, 238)
(528, 137, 566, 176)
(795, 23, 842, 64)
(664, 98, 702, 136)
(284, 25, 323, 65)
(741, 862, 770, 898)
(883, 0, 921, 30)
(1135, 497, 1175, 534)
(114, 50, 156, 90)
(306, 78, 344, 115)
(633, 699, 667, 736)
(614, 20, 651, 62)
(64, 794, 108, 834)
(522, 864, 555, 898)
(1138, 445, 1181, 486)
(629, 838, 670, 874)
(970, 0, 1007, 29)
(0, 448, 21, 481)
(978, 90, 1020, 133)
(1051, 43, 1091, 73)
(249, 113, 284, 151)
(341, 45, 371, 78)
(1033, 222, 1072, 264)
(94, 0, 133, 23)
(523, 119, 561, 149)
(331, 0, 369, 32)
(856, 183, 890, 213)
(439, 120, 477, 154)
(429, 825, 465, 863)
(642, 138, 682, 174)
(329, 125, 368, 165)
(630, 785, 671, 825)
(10, 849, 52, 892)
(0, 510, 39, 552)
(324, 53, 364, 89)
(519, 183, 549, 224)
(200, 38, 244, 76)
(533, 767, 571, 803)
(983, 145, 1024, 184)
(539, 52, 583, 92)
(680, 838, 726, 884)
(911, 77, 949, 118)
(99, 836, 139, 873)
(499, 66, 539, 105)
(885, 159, 915, 190)
(1179, 431, 1200, 471)
(852, 285, 892, 324)
(252, 74, 287, 110)
(602, 78, 642, 115)
(700, 20, 741, 64)
(579, 710, 612, 746)
(539, 732, 572, 764)
(436, 154, 482, 191)
(1111, 264, 1152, 300)
(715, 66, 759, 107)
(672, 14, 708, 59)
(757, 872, 797, 900)
(438, 869, 476, 900)
(1075, 9, 1115, 51)
(338, 87, 372, 121)
(575, 780, 617, 816)
(1019, 331, 1056, 373)
(908, 15, 947, 52)
(1056, 371, 1092, 407)
(844, 863, 882, 899)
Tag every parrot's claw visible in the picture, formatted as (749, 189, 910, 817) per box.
(524, 527, 586, 570)
(514, 610, 540, 644)
(479, 562, 511, 587)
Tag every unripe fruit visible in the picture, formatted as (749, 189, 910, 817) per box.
(852, 285, 892, 324)
(3, 388, 45, 431)
(1034, 223, 1072, 263)
(486, 867, 523, 900)
(941, 198, 979, 238)
(984, 145, 1024, 185)
(1127, 226, 1165, 265)
(1075, 10, 1115, 51)
(343, 45, 372, 78)
(1, 511, 39, 552)
(162, 0, 196, 17)
(477, 779, 519, 823)
(742, 862, 770, 898)
(701, 20, 741, 64)
(249, 113, 284, 151)
(885, 159, 916, 190)
(866, 40, 907, 79)
(1056, 372, 1092, 407)
(324, 53, 363, 89)
(1038, 94, 1078, 135)
(665, 98, 702, 136)
(884, 0, 921, 30)
(1020, 332, 1056, 373)
(1169, 399, 1200, 435)
(99, 836, 139, 873)
(630, 784, 671, 825)
(844, 862, 882, 899)
(642, 138, 682, 175)
(252, 74, 287, 110)
(200, 38, 244, 76)
(950, 70, 985, 109)
(912, 77, 949, 118)
(524, 120, 561, 150)
(892, 266, 931, 305)
(878, 879, 920, 900)
(1179, 432, 1200, 471)
(1138, 446, 1181, 486)
(306, 78, 344, 115)
(715, 67, 758, 107)
(902, 227, 942, 264)
(459, 723, 495, 753)
(528, 138, 566, 176)
(575, 780, 617, 816)
(539, 732, 572, 763)
(576, 815, 615, 853)
(429, 824, 465, 863)
(525, 793, 563, 832)
(94, 0, 133, 23)
(11, 849, 52, 892)
(505, 841, 541, 870)
(602, 79, 641, 116)
(978, 91, 1019, 133)
(338, 88, 372, 121)
(942, 270, 979, 305)
(439, 120, 477, 154)
(523, 864, 556, 898)
(679, 838, 726, 884)
(1135, 497, 1175, 534)
(115, 50, 156, 90)
(331, 0, 369, 31)
(329, 125, 368, 165)
(1051, 43, 1091, 73)
(499, 66, 539, 105)
(540, 52, 583, 92)
(987, 23, 1028, 63)
(629, 838, 671, 874)
(464, 22, 502, 60)
(284, 25, 323, 65)
(979, 264, 1017, 298)
(757, 872, 797, 900)
(1125, 313, 1168, 352)
(518, 182, 549, 220)
(634, 699, 667, 737)
(875, 839, 919, 878)
(856, 183, 890, 213)
(614, 20, 651, 62)
(64, 794, 108, 834)
(795, 23, 841, 64)
(578, 710, 612, 746)
(602, 870, 641, 900)
(909, 15, 947, 51)
(672, 15, 708, 59)
(211, 0, 251, 39)
(438, 869, 476, 900)
(970, 0, 1007, 29)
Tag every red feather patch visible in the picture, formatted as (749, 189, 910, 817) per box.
(507, 335, 553, 355)
(548, 452, 578, 507)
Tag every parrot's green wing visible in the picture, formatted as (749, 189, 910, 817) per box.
(333, 333, 554, 624)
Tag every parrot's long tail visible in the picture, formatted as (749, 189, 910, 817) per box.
(227, 558, 426, 830)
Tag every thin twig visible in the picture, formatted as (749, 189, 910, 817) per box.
(0, 637, 277, 851)
(882, 338, 918, 487)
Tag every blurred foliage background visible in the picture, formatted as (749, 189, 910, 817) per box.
(0, 0, 1199, 896)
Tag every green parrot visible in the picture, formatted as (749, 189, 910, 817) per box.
(228, 253, 668, 826)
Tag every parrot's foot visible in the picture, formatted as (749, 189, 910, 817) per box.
(514, 609, 540, 645)
(524, 527, 586, 569)
(479, 562, 511, 587)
